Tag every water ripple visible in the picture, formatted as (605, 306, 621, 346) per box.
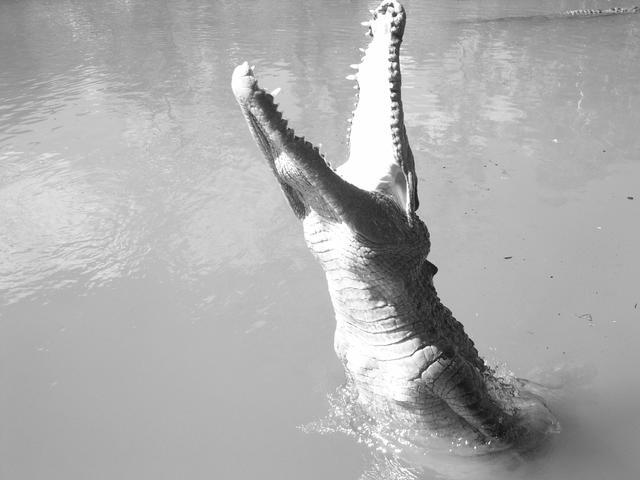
(0, 151, 149, 305)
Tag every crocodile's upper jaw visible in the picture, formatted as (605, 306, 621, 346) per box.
(338, 0, 418, 217)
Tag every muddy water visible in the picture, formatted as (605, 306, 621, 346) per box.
(1, 1, 639, 479)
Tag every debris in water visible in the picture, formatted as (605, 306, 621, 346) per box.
(577, 313, 593, 323)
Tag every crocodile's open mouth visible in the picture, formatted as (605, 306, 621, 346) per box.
(232, 1, 418, 224)
(232, 58, 414, 244)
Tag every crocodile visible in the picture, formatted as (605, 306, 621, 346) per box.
(231, 0, 559, 454)
(564, 6, 639, 16)
(456, 5, 640, 24)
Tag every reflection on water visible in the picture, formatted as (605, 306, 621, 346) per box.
(0, 151, 147, 303)
(1, 1, 639, 479)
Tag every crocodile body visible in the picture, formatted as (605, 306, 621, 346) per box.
(564, 6, 639, 16)
(456, 5, 640, 24)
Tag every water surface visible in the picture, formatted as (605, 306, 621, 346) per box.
(1, 1, 639, 479)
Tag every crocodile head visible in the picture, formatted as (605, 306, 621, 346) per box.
(231, 0, 435, 358)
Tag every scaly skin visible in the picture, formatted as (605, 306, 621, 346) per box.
(232, 0, 558, 452)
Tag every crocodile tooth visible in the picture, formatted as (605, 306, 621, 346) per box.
(270, 87, 281, 97)
(346, 74, 357, 81)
